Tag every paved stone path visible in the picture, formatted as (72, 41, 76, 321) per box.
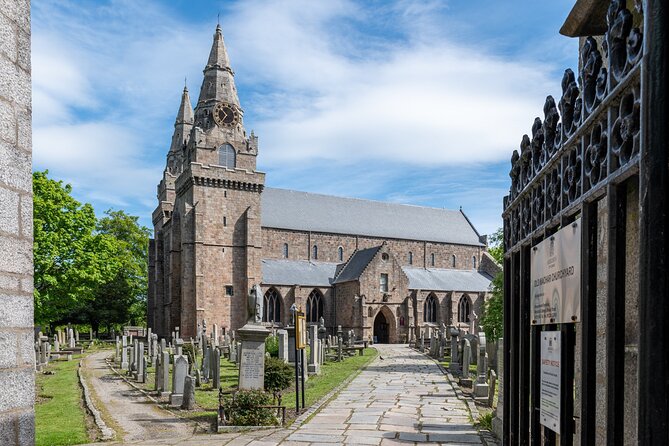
(88, 345, 482, 445)
(283, 344, 482, 445)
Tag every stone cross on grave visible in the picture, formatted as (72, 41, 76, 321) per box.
(474, 332, 490, 398)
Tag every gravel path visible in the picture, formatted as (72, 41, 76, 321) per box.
(80, 350, 196, 443)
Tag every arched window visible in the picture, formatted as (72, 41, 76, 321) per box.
(472, 256, 477, 269)
(262, 288, 282, 324)
(282, 243, 289, 258)
(424, 294, 437, 323)
(452, 254, 456, 268)
(368, 307, 373, 317)
(306, 289, 323, 323)
(431, 253, 435, 267)
(218, 143, 236, 168)
(338, 246, 344, 262)
(312, 245, 318, 260)
(458, 295, 471, 323)
(408, 251, 413, 265)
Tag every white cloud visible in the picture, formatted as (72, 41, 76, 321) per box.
(221, 0, 560, 168)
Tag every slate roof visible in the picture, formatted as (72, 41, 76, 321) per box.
(261, 259, 339, 287)
(261, 188, 484, 246)
(402, 267, 493, 292)
(332, 246, 382, 284)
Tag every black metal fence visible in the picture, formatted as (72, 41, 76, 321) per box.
(501, 1, 668, 443)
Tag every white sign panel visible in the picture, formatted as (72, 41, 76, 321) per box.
(530, 219, 581, 325)
(540, 331, 561, 434)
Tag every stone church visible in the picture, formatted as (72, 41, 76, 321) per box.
(148, 25, 500, 343)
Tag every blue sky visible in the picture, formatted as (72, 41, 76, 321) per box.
(31, 0, 578, 236)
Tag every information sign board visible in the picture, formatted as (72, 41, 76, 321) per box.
(530, 219, 581, 325)
(540, 331, 561, 434)
(295, 311, 306, 349)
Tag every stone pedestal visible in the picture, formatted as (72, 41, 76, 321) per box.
(237, 323, 270, 390)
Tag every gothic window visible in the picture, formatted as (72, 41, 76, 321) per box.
(431, 253, 435, 267)
(452, 254, 457, 268)
(424, 294, 437, 323)
(368, 307, 373, 317)
(283, 243, 289, 258)
(338, 246, 344, 262)
(408, 251, 413, 265)
(312, 245, 318, 260)
(458, 295, 471, 323)
(380, 273, 389, 292)
(306, 289, 323, 323)
(472, 256, 477, 269)
(263, 288, 282, 325)
(219, 143, 236, 168)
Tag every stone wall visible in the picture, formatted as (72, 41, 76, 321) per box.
(0, 0, 34, 444)
(261, 227, 483, 270)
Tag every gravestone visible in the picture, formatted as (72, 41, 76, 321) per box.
(53, 336, 59, 353)
(69, 329, 75, 348)
(229, 340, 237, 363)
(460, 339, 472, 386)
(137, 342, 145, 383)
(419, 329, 425, 352)
(157, 351, 171, 397)
(75, 329, 79, 343)
(39, 337, 48, 365)
(308, 324, 320, 374)
(155, 352, 164, 392)
(147, 328, 152, 358)
(474, 333, 489, 397)
(181, 375, 195, 410)
(195, 369, 201, 387)
(212, 348, 221, 390)
(492, 338, 504, 438)
(488, 369, 497, 408)
(202, 346, 211, 381)
(277, 329, 289, 363)
(318, 318, 327, 366)
(175, 338, 184, 356)
(115, 336, 120, 362)
(121, 336, 129, 370)
(170, 355, 189, 406)
(237, 284, 270, 390)
(449, 327, 461, 374)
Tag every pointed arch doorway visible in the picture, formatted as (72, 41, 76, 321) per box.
(374, 311, 389, 343)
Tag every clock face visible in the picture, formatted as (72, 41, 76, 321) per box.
(213, 103, 238, 127)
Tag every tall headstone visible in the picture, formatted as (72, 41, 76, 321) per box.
(115, 336, 120, 362)
(308, 324, 320, 374)
(155, 351, 164, 392)
(181, 375, 195, 410)
(68, 329, 75, 349)
(170, 355, 189, 406)
(488, 369, 497, 408)
(492, 338, 504, 438)
(202, 346, 211, 381)
(75, 329, 79, 343)
(137, 345, 145, 383)
(121, 336, 129, 370)
(449, 327, 461, 374)
(461, 339, 472, 382)
(474, 333, 489, 397)
(238, 285, 270, 390)
(212, 348, 221, 390)
(277, 329, 289, 363)
(147, 328, 152, 358)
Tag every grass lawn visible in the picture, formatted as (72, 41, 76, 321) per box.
(35, 355, 91, 446)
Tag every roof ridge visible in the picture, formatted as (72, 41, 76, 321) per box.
(264, 187, 462, 214)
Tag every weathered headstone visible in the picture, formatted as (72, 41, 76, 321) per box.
(212, 348, 221, 389)
(202, 346, 211, 381)
(492, 338, 504, 438)
(488, 369, 497, 408)
(175, 338, 184, 356)
(75, 329, 79, 343)
(461, 339, 472, 385)
(121, 336, 129, 370)
(419, 329, 425, 352)
(69, 330, 75, 349)
(449, 327, 461, 374)
(170, 355, 189, 406)
(137, 343, 145, 383)
(181, 375, 195, 410)
(277, 329, 289, 363)
(308, 324, 320, 374)
(474, 333, 489, 397)
(229, 341, 237, 363)
(238, 325, 269, 390)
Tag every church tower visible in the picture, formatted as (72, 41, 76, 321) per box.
(149, 25, 265, 338)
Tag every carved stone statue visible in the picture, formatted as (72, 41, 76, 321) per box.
(248, 284, 263, 324)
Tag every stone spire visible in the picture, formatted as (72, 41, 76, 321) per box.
(167, 85, 194, 170)
(175, 85, 194, 126)
(196, 24, 240, 108)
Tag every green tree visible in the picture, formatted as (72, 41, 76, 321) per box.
(33, 171, 99, 326)
(85, 210, 150, 333)
(480, 227, 504, 340)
